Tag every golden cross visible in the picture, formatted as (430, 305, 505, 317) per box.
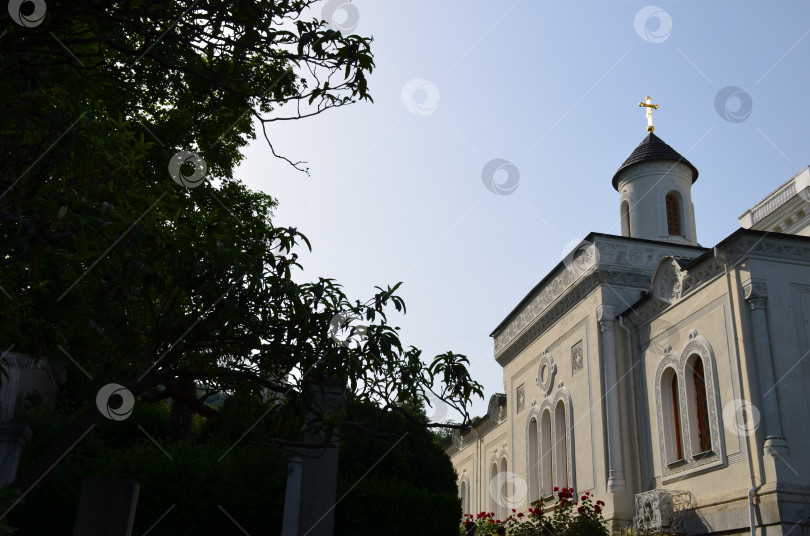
(638, 96, 659, 132)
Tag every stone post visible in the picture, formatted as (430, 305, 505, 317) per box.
(597, 305, 626, 491)
(281, 378, 344, 536)
(281, 453, 304, 536)
(742, 278, 788, 455)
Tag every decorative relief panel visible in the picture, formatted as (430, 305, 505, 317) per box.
(516, 384, 526, 413)
(571, 341, 584, 374)
(651, 258, 683, 304)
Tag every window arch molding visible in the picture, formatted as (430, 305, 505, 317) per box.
(658, 362, 683, 464)
(525, 409, 541, 505)
(551, 389, 575, 493)
(499, 456, 509, 520)
(665, 192, 683, 236)
(654, 332, 726, 481)
(489, 459, 499, 515)
(656, 180, 691, 239)
(538, 401, 554, 498)
(619, 189, 639, 238)
(458, 475, 470, 515)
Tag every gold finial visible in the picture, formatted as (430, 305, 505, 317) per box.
(638, 96, 659, 132)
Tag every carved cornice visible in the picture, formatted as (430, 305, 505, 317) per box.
(493, 236, 703, 366)
(628, 233, 810, 326)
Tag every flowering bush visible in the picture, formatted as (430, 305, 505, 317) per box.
(459, 488, 609, 536)
(459, 511, 499, 535)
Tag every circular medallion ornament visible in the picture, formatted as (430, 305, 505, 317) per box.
(537, 352, 556, 396)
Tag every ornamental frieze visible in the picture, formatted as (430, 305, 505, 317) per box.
(493, 236, 702, 360)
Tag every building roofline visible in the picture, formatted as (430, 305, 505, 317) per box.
(489, 232, 706, 337)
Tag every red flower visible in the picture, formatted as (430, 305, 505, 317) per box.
(595, 506, 602, 514)
(517, 513, 525, 518)
(578, 506, 585, 514)
(496, 519, 501, 524)
(597, 500, 605, 506)
(554, 486, 559, 492)
(512, 509, 516, 513)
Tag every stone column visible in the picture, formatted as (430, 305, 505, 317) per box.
(0, 423, 32, 487)
(298, 379, 344, 536)
(597, 305, 626, 491)
(742, 279, 788, 455)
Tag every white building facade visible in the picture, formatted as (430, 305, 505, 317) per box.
(447, 132, 810, 536)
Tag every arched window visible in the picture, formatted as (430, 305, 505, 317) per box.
(655, 335, 724, 478)
(665, 194, 681, 236)
(686, 355, 712, 454)
(500, 457, 508, 520)
(528, 418, 540, 503)
(490, 462, 499, 515)
(621, 201, 632, 237)
(540, 410, 553, 497)
(661, 368, 683, 463)
(554, 401, 568, 489)
(460, 480, 467, 515)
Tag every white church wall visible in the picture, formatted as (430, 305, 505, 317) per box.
(483, 423, 509, 519)
(636, 275, 755, 504)
(744, 255, 810, 489)
(502, 290, 604, 512)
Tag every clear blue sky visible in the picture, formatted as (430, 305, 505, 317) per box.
(236, 1, 810, 421)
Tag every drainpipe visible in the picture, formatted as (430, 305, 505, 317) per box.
(714, 247, 757, 536)
(748, 487, 756, 536)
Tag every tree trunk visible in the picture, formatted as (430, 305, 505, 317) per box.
(167, 377, 195, 443)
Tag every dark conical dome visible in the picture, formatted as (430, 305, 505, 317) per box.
(611, 132, 699, 190)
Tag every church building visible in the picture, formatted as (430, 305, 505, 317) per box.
(447, 104, 810, 536)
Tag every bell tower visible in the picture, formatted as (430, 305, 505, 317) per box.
(612, 98, 699, 246)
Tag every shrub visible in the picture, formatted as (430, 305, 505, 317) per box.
(460, 488, 609, 536)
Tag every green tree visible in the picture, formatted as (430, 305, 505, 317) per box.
(0, 0, 481, 504)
